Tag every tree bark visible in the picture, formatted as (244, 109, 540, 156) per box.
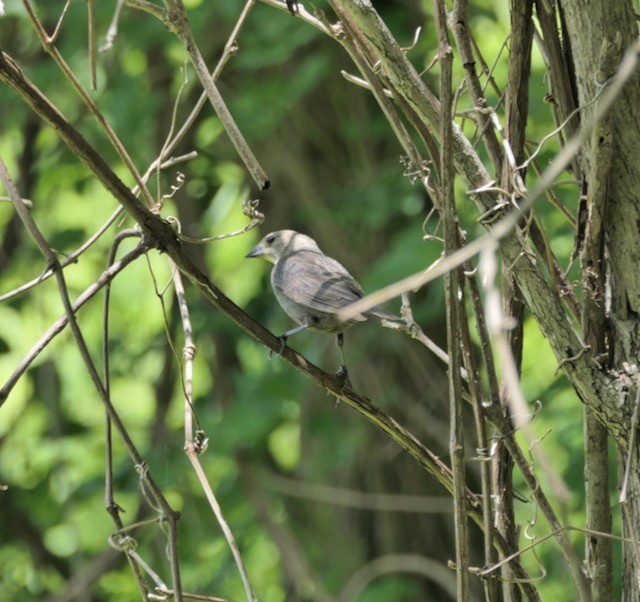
(559, 0, 640, 598)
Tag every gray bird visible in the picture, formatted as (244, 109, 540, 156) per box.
(246, 229, 396, 377)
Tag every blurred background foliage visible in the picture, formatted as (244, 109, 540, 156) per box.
(0, 0, 618, 600)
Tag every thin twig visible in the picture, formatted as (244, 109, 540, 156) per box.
(0, 152, 195, 304)
(434, 0, 470, 596)
(340, 70, 394, 97)
(185, 445, 258, 602)
(458, 260, 498, 602)
(0, 154, 185, 601)
(338, 40, 640, 327)
(153, 0, 269, 190)
(450, 0, 504, 172)
(101, 231, 152, 597)
(22, 0, 157, 208)
(101, 0, 126, 52)
(169, 261, 196, 443)
(88, 0, 97, 89)
(169, 199, 264, 243)
(170, 260, 256, 601)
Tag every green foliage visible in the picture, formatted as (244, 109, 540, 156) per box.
(0, 1, 620, 601)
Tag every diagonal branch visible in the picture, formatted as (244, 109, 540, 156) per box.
(0, 40, 559, 596)
(152, 0, 270, 190)
(0, 155, 185, 600)
(0, 45, 474, 518)
(329, 0, 633, 444)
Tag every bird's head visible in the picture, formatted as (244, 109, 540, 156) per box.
(245, 230, 320, 264)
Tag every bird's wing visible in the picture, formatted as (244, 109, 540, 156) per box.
(273, 250, 366, 316)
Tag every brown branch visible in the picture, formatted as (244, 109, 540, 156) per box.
(450, 0, 504, 173)
(0, 153, 185, 600)
(152, 0, 269, 190)
(533, 0, 580, 145)
(459, 264, 499, 602)
(0, 242, 147, 404)
(435, 0, 470, 597)
(0, 45, 479, 526)
(497, 5, 533, 598)
(497, 270, 525, 602)
(331, 13, 637, 442)
(102, 231, 151, 598)
(170, 261, 257, 601)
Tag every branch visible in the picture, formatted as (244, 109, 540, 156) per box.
(450, 0, 504, 172)
(0, 46, 478, 523)
(329, 3, 638, 443)
(152, 0, 269, 190)
(0, 153, 186, 600)
(580, 34, 621, 601)
(435, 0, 470, 596)
(0, 242, 147, 404)
(171, 261, 257, 602)
(22, 0, 157, 208)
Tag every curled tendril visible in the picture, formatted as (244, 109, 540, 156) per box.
(167, 198, 265, 244)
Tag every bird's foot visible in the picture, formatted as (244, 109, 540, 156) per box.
(327, 366, 351, 407)
(269, 335, 288, 359)
(336, 365, 352, 390)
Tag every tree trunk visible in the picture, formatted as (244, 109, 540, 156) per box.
(560, 0, 640, 598)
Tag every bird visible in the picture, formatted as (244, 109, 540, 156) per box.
(245, 229, 397, 380)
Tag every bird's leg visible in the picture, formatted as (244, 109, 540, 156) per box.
(335, 333, 352, 388)
(270, 323, 308, 359)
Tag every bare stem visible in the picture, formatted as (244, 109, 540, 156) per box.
(434, 0, 470, 597)
(154, 0, 269, 189)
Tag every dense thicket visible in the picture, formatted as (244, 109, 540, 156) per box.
(1, 1, 639, 601)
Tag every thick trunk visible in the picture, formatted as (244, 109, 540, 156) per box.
(560, 0, 640, 598)
(558, 0, 640, 321)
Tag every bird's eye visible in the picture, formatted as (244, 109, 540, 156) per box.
(266, 235, 276, 244)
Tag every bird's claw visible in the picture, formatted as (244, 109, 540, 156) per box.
(269, 336, 288, 359)
(336, 365, 352, 390)
(326, 366, 351, 406)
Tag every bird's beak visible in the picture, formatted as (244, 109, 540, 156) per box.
(245, 243, 265, 258)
